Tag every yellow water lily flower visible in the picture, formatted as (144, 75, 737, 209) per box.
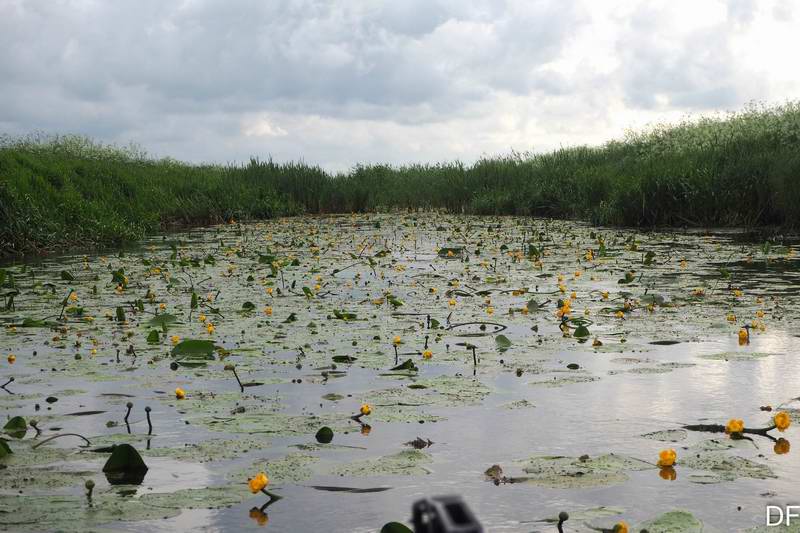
(615, 310, 624, 319)
(266, 287, 273, 295)
(159, 303, 166, 311)
(206, 323, 216, 334)
(774, 412, 791, 431)
(360, 403, 372, 416)
(392, 336, 402, 346)
(657, 449, 677, 467)
(248, 471, 269, 493)
(264, 306, 273, 316)
(175, 387, 186, 400)
(592, 338, 602, 347)
(486, 306, 494, 315)
(738, 328, 749, 345)
(756, 309, 764, 318)
(448, 298, 456, 307)
(726, 313, 736, 322)
(198, 314, 207, 322)
(7, 354, 16, 364)
(69, 292, 78, 302)
(423, 350, 433, 359)
(601, 291, 609, 300)
(613, 522, 629, 533)
(170, 335, 181, 345)
(733, 289, 743, 297)
(726, 418, 745, 434)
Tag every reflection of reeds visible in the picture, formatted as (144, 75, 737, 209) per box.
(4, 101, 800, 255)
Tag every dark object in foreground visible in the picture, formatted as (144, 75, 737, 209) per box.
(102, 443, 149, 485)
(412, 495, 483, 533)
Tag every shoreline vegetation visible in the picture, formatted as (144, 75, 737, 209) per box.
(2, 101, 800, 257)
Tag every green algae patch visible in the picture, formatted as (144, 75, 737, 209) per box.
(517, 453, 652, 489)
(140, 484, 250, 510)
(698, 351, 777, 361)
(145, 436, 272, 463)
(501, 399, 535, 410)
(635, 510, 704, 532)
(528, 374, 600, 388)
(0, 494, 181, 532)
(330, 450, 433, 477)
(231, 452, 319, 485)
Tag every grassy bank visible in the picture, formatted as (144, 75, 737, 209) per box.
(2, 102, 800, 255)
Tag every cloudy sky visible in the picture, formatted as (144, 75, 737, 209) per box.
(1, 0, 798, 170)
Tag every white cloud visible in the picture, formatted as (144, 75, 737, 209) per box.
(1, 0, 799, 170)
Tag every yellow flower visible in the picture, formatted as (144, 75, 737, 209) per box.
(726, 313, 736, 322)
(756, 309, 765, 318)
(570, 291, 577, 300)
(360, 403, 372, 416)
(592, 338, 602, 347)
(615, 310, 624, 319)
(726, 418, 745, 434)
(601, 291, 609, 300)
(692, 288, 705, 297)
(175, 387, 186, 400)
(657, 449, 677, 467)
(447, 250, 454, 257)
(159, 303, 166, 311)
(574, 271, 581, 278)
(680, 259, 687, 269)
(486, 306, 494, 315)
(266, 287, 273, 295)
(774, 412, 791, 432)
(613, 521, 629, 533)
(733, 289, 743, 297)
(314, 284, 321, 291)
(7, 354, 16, 364)
(206, 323, 216, 334)
(448, 298, 456, 307)
(423, 350, 433, 359)
(738, 328, 749, 345)
(774, 438, 791, 455)
(170, 335, 181, 345)
(429, 287, 437, 294)
(199, 314, 207, 322)
(392, 336, 402, 346)
(264, 306, 273, 316)
(69, 292, 78, 302)
(248, 471, 269, 493)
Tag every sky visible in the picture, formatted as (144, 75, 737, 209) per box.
(1, 0, 799, 171)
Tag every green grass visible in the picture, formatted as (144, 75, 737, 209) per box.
(3, 101, 800, 255)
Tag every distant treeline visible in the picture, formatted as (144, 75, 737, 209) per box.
(2, 101, 800, 255)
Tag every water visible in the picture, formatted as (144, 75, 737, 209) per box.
(1, 214, 799, 532)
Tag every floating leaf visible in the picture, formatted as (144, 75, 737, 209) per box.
(302, 286, 314, 297)
(495, 334, 512, 351)
(3, 417, 26, 439)
(115, 306, 126, 322)
(60, 270, 74, 281)
(171, 339, 216, 362)
(573, 325, 591, 338)
(0, 439, 11, 458)
(146, 330, 160, 344)
(148, 314, 177, 327)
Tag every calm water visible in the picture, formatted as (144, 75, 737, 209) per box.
(1, 215, 799, 532)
